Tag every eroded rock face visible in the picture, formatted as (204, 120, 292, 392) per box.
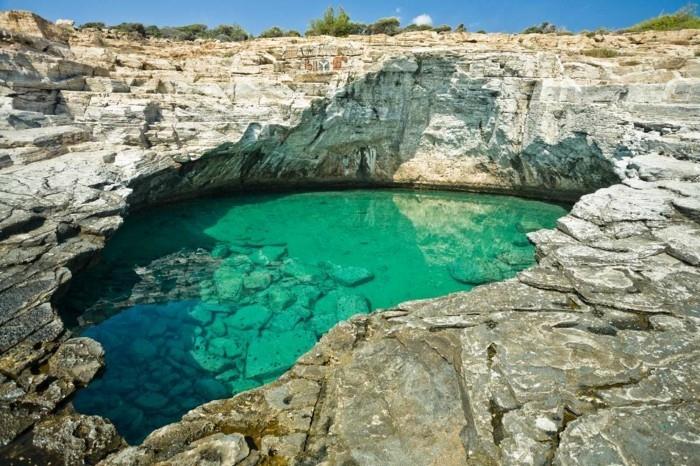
(0, 10, 699, 466)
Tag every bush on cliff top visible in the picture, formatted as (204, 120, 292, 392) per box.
(112, 22, 147, 36)
(366, 17, 401, 36)
(627, 4, 700, 31)
(259, 27, 301, 38)
(522, 21, 559, 34)
(306, 7, 360, 36)
(78, 21, 105, 30)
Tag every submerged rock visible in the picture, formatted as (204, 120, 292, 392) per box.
(134, 392, 169, 411)
(448, 258, 505, 284)
(266, 304, 312, 332)
(243, 270, 273, 290)
(245, 329, 317, 379)
(328, 263, 375, 287)
(223, 304, 272, 331)
(213, 266, 244, 301)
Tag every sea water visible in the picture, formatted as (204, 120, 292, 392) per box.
(61, 190, 567, 443)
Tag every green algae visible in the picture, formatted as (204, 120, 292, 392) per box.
(63, 189, 566, 443)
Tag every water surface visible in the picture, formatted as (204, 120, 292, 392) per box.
(62, 190, 567, 443)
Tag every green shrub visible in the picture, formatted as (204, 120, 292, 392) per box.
(79, 22, 106, 30)
(581, 48, 619, 58)
(259, 27, 302, 38)
(159, 27, 192, 41)
(306, 7, 359, 37)
(144, 25, 161, 37)
(367, 17, 401, 35)
(348, 23, 367, 35)
(455, 24, 467, 33)
(627, 4, 700, 32)
(401, 24, 434, 33)
(112, 22, 147, 36)
(433, 25, 452, 33)
(259, 26, 285, 38)
(205, 24, 249, 41)
(522, 21, 558, 34)
(476, 29, 487, 34)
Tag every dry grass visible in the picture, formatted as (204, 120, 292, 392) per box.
(581, 48, 620, 58)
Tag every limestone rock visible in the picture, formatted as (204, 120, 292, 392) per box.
(46, 337, 104, 385)
(0, 11, 699, 465)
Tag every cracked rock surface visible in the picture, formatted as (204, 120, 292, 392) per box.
(0, 10, 699, 466)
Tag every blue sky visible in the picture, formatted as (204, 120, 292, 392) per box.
(0, 0, 692, 34)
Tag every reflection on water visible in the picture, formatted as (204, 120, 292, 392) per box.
(61, 190, 567, 443)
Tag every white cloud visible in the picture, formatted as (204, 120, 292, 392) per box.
(395, 7, 401, 14)
(412, 14, 433, 26)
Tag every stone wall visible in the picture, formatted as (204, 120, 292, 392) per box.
(0, 11, 699, 465)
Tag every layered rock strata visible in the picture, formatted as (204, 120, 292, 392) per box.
(0, 11, 699, 465)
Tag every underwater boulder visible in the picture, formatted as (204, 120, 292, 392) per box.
(498, 247, 534, 267)
(245, 328, 317, 379)
(134, 391, 169, 411)
(448, 258, 505, 285)
(194, 378, 229, 400)
(243, 270, 273, 290)
(327, 263, 374, 287)
(213, 267, 243, 301)
(223, 304, 272, 331)
(336, 293, 370, 320)
(265, 287, 295, 311)
(211, 243, 231, 259)
(208, 337, 244, 358)
(265, 304, 311, 332)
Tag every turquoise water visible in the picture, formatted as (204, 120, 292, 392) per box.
(62, 190, 567, 444)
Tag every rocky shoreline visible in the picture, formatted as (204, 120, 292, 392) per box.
(0, 11, 699, 465)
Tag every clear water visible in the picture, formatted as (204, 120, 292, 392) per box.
(62, 190, 567, 444)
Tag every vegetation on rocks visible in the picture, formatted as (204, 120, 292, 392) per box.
(259, 26, 301, 38)
(74, 3, 700, 43)
(305, 7, 360, 36)
(522, 21, 560, 34)
(627, 4, 700, 32)
(581, 47, 620, 58)
(79, 21, 250, 41)
(366, 17, 401, 36)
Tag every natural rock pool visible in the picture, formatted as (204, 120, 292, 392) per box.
(60, 190, 567, 443)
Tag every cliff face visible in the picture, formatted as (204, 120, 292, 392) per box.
(2, 11, 699, 201)
(0, 11, 699, 466)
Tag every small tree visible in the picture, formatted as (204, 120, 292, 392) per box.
(401, 24, 433, 33)
(112, 22, 147, 36)
(522, 22, 558, 34)
(259, 26, 285, 38)
(259, 27, 302, 38)
(306, 7, 357, 36)
(176, 24, 209, 40)
(455, 24, 466, 33)
(367, 17, 401, 35)
(79, 22, 106, 30)
(159, 27, 190, 40)
(144, 25, 161, 38)
(206, 24, 249, 41)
